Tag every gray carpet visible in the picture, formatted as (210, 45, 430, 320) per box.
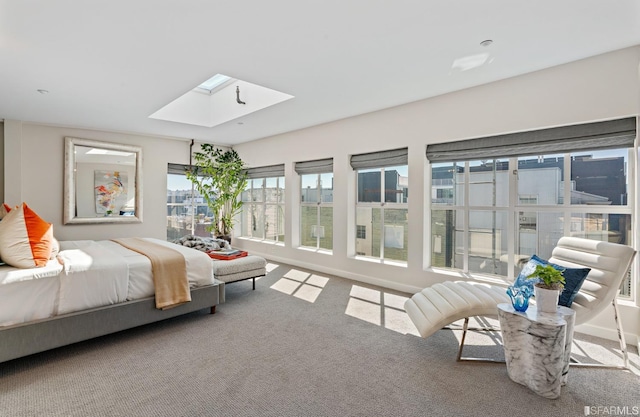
(1, 261, 638, 417)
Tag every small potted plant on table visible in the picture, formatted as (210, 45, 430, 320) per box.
(528, 264, 566, 313)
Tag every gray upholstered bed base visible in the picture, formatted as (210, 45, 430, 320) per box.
(0, 280, 225, 364)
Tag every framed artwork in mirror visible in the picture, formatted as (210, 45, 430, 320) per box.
(64, 137, 143, 224)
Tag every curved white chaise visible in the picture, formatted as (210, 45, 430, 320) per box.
(405, 237, 636, 366)
(404, 281, 509, 339)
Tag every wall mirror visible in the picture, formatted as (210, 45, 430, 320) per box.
(64, 137, 143, 224)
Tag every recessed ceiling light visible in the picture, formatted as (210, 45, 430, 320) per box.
(480, 39, 493, 47)
(451, 53, 490, 71)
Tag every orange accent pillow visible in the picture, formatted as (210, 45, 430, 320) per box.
(0, 203, 53, 268)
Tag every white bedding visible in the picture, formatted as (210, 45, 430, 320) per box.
(0, 259, 63, 326)
(0, 238, 214, 327)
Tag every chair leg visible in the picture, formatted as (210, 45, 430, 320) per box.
(570, 298, 630, 370)
(454, 317, 505, 363)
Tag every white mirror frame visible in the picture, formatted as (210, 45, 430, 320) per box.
(64, 137, 143, 224)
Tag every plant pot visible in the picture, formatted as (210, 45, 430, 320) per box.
(216, 235, 232, 245)
(534, 286, 559, 313)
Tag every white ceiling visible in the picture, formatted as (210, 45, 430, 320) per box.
(1, 1, 639, 146)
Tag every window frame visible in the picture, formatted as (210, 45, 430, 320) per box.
(355, 165, 409, 264)
(241, 175, 285, 243)
(428, 148, 635, 300)
(166, 165, 215, 240)
(299, 172, 333, 251)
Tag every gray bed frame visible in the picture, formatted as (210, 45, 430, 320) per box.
(0, 280, 225, 364)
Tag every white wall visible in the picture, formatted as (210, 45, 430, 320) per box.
(3, 123, 195, 241)
(233, 46, 640, 343)
(2, 46, 639, 344)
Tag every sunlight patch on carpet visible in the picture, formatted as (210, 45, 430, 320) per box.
(346, 285, 419, 335)
(271, 278, 301, 295)
(271, 268, 330, 303)
(284, 269, 310, 282)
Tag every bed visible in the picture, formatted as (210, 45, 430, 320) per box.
(0, 238, 225, 363)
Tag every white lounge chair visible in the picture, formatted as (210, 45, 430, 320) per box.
(405, 237, 636, 368)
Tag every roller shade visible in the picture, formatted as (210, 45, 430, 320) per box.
(244, 164, 285, 179)
(167, 163, 190, 175)
(350, 148, 408, 170)
(294, 158, 333, 174)
(426, 117, 637, 162)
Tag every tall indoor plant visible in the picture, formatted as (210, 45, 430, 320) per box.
(186, 144, 248, 241)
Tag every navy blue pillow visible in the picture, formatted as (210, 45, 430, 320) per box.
(556, 264, 591, 307)
(514, 255, 590, 307)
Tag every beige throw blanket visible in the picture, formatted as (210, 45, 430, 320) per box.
(112, 238, 191, 310)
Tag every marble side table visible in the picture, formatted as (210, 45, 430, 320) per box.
(497, 303, 575, 399)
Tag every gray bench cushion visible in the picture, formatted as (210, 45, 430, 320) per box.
(212, 255, 267, 284)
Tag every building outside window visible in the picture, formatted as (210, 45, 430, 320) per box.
(427, 117, 635, 298)
(240, 164, 285, 243)
(351, 148, 408, 263)
(166, 163, 213, 240)
(296, 158, 334, 251)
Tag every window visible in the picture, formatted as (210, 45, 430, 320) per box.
(351, 148, 408, 263)
(166, 164, 213, 240)
(436, 188, 454, 200)
(427, 117, 636, 298)
(240, 165, 285, 242)
(297, 158, 333, 251)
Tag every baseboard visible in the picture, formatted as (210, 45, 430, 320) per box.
(249, 251, 422, 294)
(575, 322, 639, 347)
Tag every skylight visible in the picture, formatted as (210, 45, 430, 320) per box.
(150, 73, 294, 128)
(196, 74, 232, 93)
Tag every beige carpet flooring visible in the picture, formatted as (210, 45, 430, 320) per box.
(1, 260, 638, 417)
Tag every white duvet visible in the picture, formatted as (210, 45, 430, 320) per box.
(0, 238, 214, 327)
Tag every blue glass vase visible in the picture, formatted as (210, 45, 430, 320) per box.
(506, 285, 532, 312)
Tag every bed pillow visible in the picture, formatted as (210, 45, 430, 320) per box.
(0, 203, 12, 220)
(556, 265, 591, 307)
(514, 254, 591, 307)
(50, 236, 60, 260)
(0, 203, 53, 268)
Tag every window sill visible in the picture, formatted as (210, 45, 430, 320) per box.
(236, 237, 285, 247)
(354, 255, 407, 268)
(426, 266, 511, 286)
(298, 246, 333, 255)
(616, 298, 638, 308)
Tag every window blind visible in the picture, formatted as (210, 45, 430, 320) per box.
(426, 117, 637, 162)
(350, 148, 408, 170)
(244, 164, 285, 179)
(294, 158, 333, 175)
(167, 163, 190, 175)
